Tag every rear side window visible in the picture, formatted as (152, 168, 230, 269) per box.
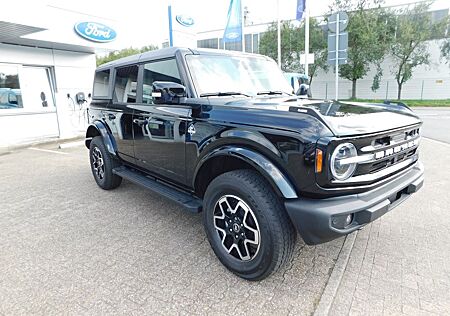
(93, 69, 110, 98)
(113, 65, 138, 103)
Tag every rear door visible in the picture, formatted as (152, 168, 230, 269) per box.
(132, 58, 189, 185)
(106, 65, 138, 164)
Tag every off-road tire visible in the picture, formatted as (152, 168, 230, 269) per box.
(203, 169, 296, 280)
(89, 136, 122, 190)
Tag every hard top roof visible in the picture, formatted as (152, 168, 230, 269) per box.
(96, 47, 269, 71)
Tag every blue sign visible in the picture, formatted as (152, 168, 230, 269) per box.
(175, 15, 194, 27)
(74, 22, 117, 43)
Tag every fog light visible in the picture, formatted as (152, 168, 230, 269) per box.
(331, 213, 354, 229)
(345, 214, 353, 226)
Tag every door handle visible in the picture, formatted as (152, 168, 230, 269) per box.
(133, 118, 147, 126)
(148, 118, 164, 124)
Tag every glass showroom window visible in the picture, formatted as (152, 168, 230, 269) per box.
(0, 64, 23, 110)
(20, 67, 55, 110)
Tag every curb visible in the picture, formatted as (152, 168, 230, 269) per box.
(314, 231, 357, 316)
(0, 135, 84, 154)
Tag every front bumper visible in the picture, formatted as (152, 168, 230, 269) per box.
(285, 161, 424, 245)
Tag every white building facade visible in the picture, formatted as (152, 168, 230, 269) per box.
(0, 4, 121, 148)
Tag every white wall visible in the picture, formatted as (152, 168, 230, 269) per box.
(0, 44, 96, 147)
(311, 40, 450, 100)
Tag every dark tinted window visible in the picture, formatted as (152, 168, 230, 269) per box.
(245, 34, 252, 53)
(114, 66, 138, 103)
(252, 34, 259, 53)
(197, 38, 219, 49)
(142, 59, 181, 104)
(93, 69, 110, 98)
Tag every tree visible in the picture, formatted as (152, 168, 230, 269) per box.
(390, 3, 445, 100)
(96, 45, 158, 66)
(329, 0, 394, 99)
(297, 18, 329, 85)
(441, 38, 450, 65)
(259, 19, 328, 83)
(259, 21, 302, 72)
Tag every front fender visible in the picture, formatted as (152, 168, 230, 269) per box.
(195, 146, 298, 199)
(85, 120, 117, 156)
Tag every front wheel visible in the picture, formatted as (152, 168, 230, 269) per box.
(89, 136, 122, 190)
(203, 169, 296, 280)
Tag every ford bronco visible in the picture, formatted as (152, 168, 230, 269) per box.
(85, 47, 424, 280)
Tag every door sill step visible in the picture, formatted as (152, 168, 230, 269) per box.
(113, 166, 202, 213)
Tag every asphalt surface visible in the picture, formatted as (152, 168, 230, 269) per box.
(412, 107, 450, 144)
(0, 143, 343, 315)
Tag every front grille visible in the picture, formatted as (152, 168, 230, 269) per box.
(353, 126, 420, 178)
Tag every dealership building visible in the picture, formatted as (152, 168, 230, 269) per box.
(0, 3, 120, 148)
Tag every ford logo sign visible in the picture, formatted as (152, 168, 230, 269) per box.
(175, 15, 194, 27)
(74, 22, 117, 43)
(225, 32, 240, 40)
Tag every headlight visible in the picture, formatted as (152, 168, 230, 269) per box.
(330, 143, 357, 181)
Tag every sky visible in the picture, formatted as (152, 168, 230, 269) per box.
(12, 0, 450, 49)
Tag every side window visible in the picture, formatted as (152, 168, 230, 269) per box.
(114, 66, 138, 103)
(93, 69, 110, 98)
(142, 59, 181, 104)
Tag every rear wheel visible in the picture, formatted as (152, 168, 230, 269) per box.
(203, 169, 296, 280)
(89, 136, 122, 190)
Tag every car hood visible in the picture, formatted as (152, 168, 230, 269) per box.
(220, 97, 422, 137)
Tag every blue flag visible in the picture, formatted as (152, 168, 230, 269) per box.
(296, 0, 306, 21)
(223, 0, 242, 43)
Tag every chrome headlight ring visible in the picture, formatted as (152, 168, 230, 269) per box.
(330, 143, 358, 181)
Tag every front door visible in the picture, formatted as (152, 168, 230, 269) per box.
(132, 58, 189, 185)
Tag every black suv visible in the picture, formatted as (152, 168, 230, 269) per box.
(85, 47, 424, 280)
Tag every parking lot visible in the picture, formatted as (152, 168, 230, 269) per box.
(0, 143, 343, 315)
(1, 135, 449, 315)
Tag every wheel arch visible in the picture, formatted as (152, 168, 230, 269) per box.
(194, 147, 298, 199)
(85, 120, 117, 156)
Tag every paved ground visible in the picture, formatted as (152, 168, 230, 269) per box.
(413, 107, 450, 144)
(1, 136, 448, 315)
(328, 139, 450, 315)
(0, 143, 343, 315)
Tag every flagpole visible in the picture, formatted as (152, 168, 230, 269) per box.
(277, 0, 281, 68)
(242, 0, 245, 52)
(304, 0, 309, 77)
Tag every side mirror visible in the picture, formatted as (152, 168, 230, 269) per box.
(151, 81, 186, 105)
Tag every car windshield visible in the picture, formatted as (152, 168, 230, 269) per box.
(185, 54, 294, 97)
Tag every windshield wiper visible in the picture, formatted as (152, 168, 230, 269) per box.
(257, 90, 290, 96)
(200, 91, 250, 97)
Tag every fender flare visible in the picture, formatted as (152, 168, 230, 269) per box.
(85, 120, 117, 156)
(195, 146, 298, 199)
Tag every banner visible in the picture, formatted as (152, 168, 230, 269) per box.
(168, 5, 197, 47)
(296, 0, 306, 21)
(223, 0, 243, 43)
